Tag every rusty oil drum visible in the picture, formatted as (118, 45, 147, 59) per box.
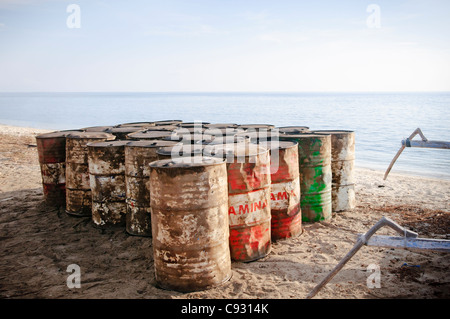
(149, 157, 231, 292)
(87, 140, 128, 227)
(156, 144, 204, 160)
(124, 140, 179, 236)
(35, 130, 81, 207)
(205, 143, 272, 262)
(312, 130, 356, 212)
(256, 140, 302, 240)
(65, 132, 115, 217)
(280, 134, 332, 222)
(126, 130, 173, 140)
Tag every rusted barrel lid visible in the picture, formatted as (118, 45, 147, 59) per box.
(255, 140, 298, 150)
(36, 130, 83, 139)
(86, 140, 129, 148)
(125, 140, 180, 148)
(138, 125, 178, 132)
(203, 127, 245, 135)
(237, 124, 275, 131)
(206, 134, 248, 145)
(311, 130, 354, 136)
(173, 126, 205, 134)
(82, 126, 114, 133)
(165, 133, 215, 144)
(127, 130, 172, 140)
(150, 156, 225, 168)
(115, 121, 156, 128)
(65, 132, 116, 140)
(204, 143, 268, 158)
(178, 121, 210, 128)
(156, 144, 205, 157)
(154, 120, 183, 126)
(278, 126, 310, 134)
(204, 123, 238, 129)
(110, 127, 145, 134)
(236, 130, 281, 142)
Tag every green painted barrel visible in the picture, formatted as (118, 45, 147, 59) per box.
(280, 133, 332, 222)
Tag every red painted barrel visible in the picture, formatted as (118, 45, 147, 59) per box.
(35, 130, 81, 207)
(257, 140, 302, 240)
(205, 143, 272, 262)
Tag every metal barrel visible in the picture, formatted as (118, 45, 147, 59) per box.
(126, 130, 173, 140)
(312, 130, 356, 212)
(280, 134, 332, 222)
(109, 126, 145, 140)
(204, 143, 272, 262)
(154, 120, 183, 126)
(87, 140, 128, 228)
(256, 140, 302, 241)
(65, 132, 116, 217)
(136, 125, 178, 132)
(237, 124, 275, 131)
(278, 126, 310, 134)
(124, 140, 179, 237)
(204, 123, 239, 129)
(35, 130, 81, 207)
(81, 126, 114, 133)
(149, 157, 231, 292)
(236, 129, 281, 144)
(164, 132, 215, 145)
(178, 121, 210, 128)
(156, 144, 205, 160)
(115, 121, 156, 128)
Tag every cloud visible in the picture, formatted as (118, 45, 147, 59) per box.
(145, 24, 227, 37)
(257, 31, 309, 44)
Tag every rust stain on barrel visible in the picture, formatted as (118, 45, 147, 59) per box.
(88, 140, 128, 228)
(204, 143, 272, 262)
(36, 131, 80, 207)
(124, 140, 179, 237)
(65, 132, 115, 217)
(312, 130, 356, 212)
(149, 157, 231, 292)
(257, 140, 302, 241)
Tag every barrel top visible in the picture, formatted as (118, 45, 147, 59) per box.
(116, 121, 156, 127)
(154, 120, 183, 126)
(203, 143, 268, 157)
(150, 156, 225, 168)
(278, 126, 310, 133)
(256, 140, 298, 150)
(36, 130, 82, 139)
(157, 144, 205, 156)
(280, 133, 331, 139)
(127, 130, 173, 139)
(238, 124, 275, 130)
(311, 130, 355, 135)
(81, 126, 114, 132)
(65, 132, 116, 140)
(87, 140, 129, 148)
(110, 126, 145, 133)
(125, 140, 180, 148)
(141, 125, 178, 132)
(204, 123, 238, 129)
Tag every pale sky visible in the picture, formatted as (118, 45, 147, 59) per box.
(0, 0, 449, 92)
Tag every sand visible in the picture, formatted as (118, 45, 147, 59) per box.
(0, 124, 449, 299)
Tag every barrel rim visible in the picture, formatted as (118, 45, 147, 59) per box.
(86, 140, 129, 148)
(311, 130, 355, 135)
(36, 130, 82, 139)
(149, 156, 225, 168)
(65, 132, 116, 139)
(124, 140, 181, 148)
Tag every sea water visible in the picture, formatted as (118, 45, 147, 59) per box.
(1, 92, 449, 180)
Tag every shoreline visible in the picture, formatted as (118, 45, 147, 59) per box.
(0, 123, 449, 299)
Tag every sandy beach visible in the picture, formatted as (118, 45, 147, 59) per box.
(0, 123, 449, 299)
